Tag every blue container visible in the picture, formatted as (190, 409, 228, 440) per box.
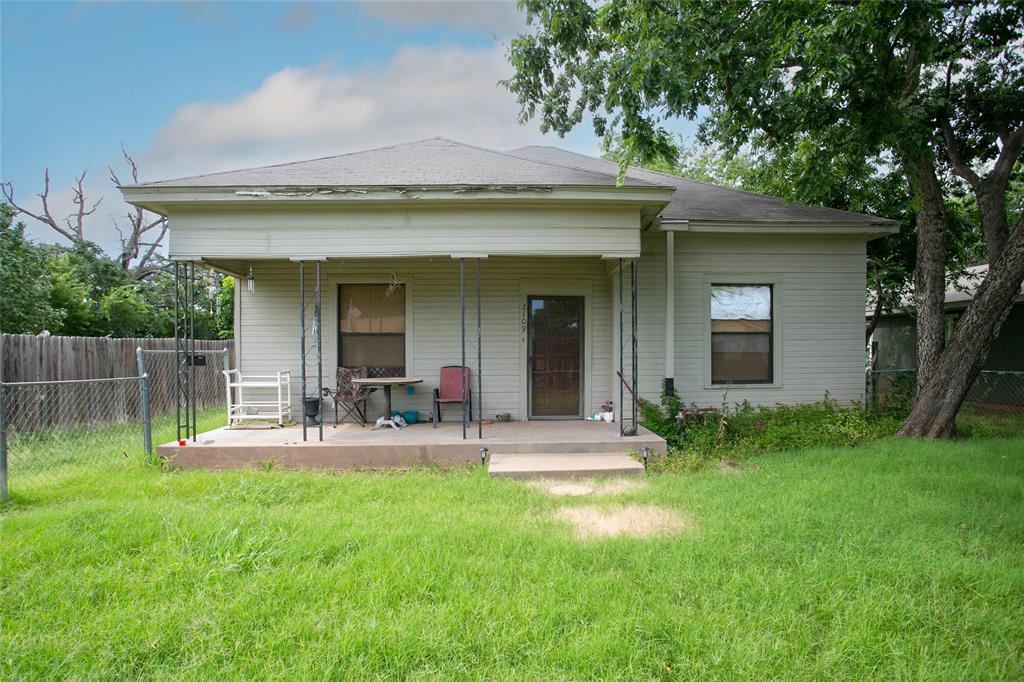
(402, 410, 419, 424)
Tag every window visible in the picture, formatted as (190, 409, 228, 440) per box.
(710, 284, 773, 384)
(338, 283, 406, 377)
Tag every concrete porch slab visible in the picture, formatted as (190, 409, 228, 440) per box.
(488, 453, 645, 479)
(158, 420, 665, 471)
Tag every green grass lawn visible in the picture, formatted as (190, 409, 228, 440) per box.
(2, 436, 1023, 679)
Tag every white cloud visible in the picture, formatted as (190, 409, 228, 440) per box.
(145, 43, 587, 180)
(357, 0, 529, 37)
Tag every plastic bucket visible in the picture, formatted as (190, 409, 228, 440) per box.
(402, 410, 419, 424)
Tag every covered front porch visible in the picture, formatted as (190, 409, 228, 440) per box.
(189, 251, 648, 437)
(159, 419, 666, 471)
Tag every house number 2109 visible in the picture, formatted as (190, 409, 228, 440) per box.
(521, 303, 528, 334)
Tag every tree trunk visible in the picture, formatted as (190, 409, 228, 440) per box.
(898, 223, 1024, 437)
(865, 278, 884, 344)
(976, 180, 1009, 265)
(905, 157, 948, 392)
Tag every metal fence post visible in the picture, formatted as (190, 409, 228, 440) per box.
(136, 347, 153, 457)
(0, 383, 9, 504)
(1, 332, 7, 502)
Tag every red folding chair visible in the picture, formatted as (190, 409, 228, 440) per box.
(432, 365, 471, 428)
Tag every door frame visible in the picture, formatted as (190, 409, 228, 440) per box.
(519, 279, 593, 420)
(527, 295, 585, 420)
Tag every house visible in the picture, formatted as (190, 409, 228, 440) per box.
(120, 138, 896, 467)
(870, 264, 1024, 372)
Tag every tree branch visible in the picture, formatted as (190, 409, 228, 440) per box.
(108, 146, 169, 278)
(939, 117, 980, 188)
(133, 220, 169, 280)
(990, 126, 1023, 188)
(66, 171, 101, 241)
(1, 170, 82, 242)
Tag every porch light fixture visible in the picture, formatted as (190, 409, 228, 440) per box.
(246, 265, 255, 293)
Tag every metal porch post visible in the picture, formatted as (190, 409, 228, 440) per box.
(298, 259, 323, 442)
(618, 258, 624, 437)
(476, 258, 482, 440)
(631, 260, 639, 435)
(174, 262, 181, 442)
(299, 260, 307, 442)
(189, 261, 197, 441)
(316, 260, 323, 442)
(460, 257, 467, 440)
(174, 260, 195, 443)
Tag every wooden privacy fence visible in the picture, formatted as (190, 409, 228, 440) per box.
(1, 334, 235, 429)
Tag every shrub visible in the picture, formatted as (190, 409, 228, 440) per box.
(640, 395, 905, 474)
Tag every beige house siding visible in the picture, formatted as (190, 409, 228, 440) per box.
(230, 232, 867, 423)
(169, 205, 643, 259)
(632, 232, 867, 407)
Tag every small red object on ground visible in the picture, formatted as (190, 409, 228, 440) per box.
(178, 439, 186, 446)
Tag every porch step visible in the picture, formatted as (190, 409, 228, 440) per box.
(487, 452, 644, 479)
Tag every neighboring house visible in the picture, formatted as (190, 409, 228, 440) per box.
(120, 137, 897, 423)
(870, 264, 1024, 372)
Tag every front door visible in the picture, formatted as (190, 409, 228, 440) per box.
(528, 295, 584, 419)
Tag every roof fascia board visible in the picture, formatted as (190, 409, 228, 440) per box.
(120, 185, 674, 215)
(660, 220, 898, 237)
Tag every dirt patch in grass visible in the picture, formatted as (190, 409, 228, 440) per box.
(543, 483, 595, 496)
(717, 460, 742, 474)
(553, 504, 687, 539)
(533, 479, 647, 497)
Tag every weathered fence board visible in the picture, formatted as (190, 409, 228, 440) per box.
(1, 334, 231, 382)
(1, 334, 235, 429)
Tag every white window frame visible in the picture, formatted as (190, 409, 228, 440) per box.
(703, 274, 784, 389)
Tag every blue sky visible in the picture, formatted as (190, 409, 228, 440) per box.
(2, 1, 699, 252)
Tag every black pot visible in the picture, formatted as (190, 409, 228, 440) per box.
(304, 397, 321, 425)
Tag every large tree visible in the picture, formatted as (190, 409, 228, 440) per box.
(506, 0, 1024, 437)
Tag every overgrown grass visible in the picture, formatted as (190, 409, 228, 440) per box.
(641, 395, 1024, 474)
(2, 434, 1023, 678)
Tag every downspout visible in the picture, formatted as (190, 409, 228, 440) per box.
(664, 230, 675, 396)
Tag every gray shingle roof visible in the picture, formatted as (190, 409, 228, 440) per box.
(139, 137, 665, 189)
(507, 145, 896, 225)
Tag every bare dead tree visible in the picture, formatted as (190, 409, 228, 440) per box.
(108, 146, 169, 280)
(1, 169, 101, 243)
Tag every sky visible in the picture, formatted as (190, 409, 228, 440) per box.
(1, 0, 699, 253)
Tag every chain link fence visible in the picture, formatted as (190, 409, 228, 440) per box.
(137, 348, 230, 418)
(0, 347, 231, 502)
(868, 369, 1024, 415)
(0, 377, 147, 500)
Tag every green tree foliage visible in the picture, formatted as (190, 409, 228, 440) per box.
(1, 202, 231, 339)
(100, 285, 157, 337)
(0, 205, 61, 334)
(216, 277, 235, 340)
(613, 139, 985, 339)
